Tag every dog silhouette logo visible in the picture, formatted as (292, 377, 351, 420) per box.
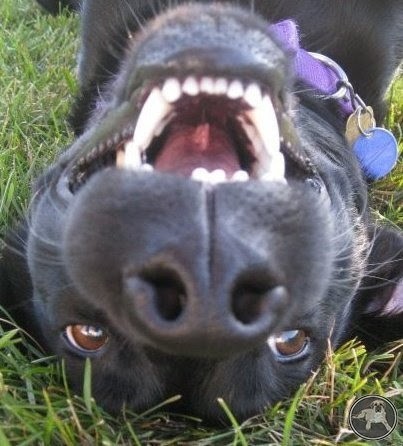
(349, 395, 398, 440)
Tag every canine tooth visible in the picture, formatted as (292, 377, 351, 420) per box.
(261, 154, 287, 184)
(182, 76, 200, 96)
(227, 80, 244, 100)
(154, 114, 176, 137)
(123, 139, 142, 169)
(126, 88, 173, 169)
(250, 95, 280, 152)
(261, 154, 286, 183)
(214, 78, 229, 95)
(161, 78, 182, 103)
(200, 77, 215, 94)
(238, 117, 264, 150)
(232, 170, 249, 182)
(244, 83, 263, 108)
(261, 173, 287, 185)
(272, 153, 286, 179)
(246, 95, 281, 176)
(191, 167, 211, 182)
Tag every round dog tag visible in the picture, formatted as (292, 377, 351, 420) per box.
(353, 128, 398, 180)
(345, 106, 375, 146)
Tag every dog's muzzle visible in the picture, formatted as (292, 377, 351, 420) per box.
(55, 4, 332, 359)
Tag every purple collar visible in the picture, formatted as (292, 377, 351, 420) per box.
(270, 20, 354, 117)
(270, 20, 399, 181)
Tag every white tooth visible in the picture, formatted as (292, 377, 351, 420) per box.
(232, 170, 249, 182)
(154, 113, 176, 137)
(191, 168, 228, 184)
(244, 83, 263, 108)
(182, 76, 200, 96)
(200, 77, 214, 95)
(271, 153, 286, 179)
(210, 169, 227, 184)
(126, 87, 173, 169)
(261, 173, 287, 185)
(238, 117, 258, 138)
(191, 167, 211, 182)
(123, 139, 141, 170)
(246, 95, 281, 177)
(161, 78, 182, 103)
(140, 163, 154, 172)
(238, 116, 268, 175)
(227, 80, 244, 100)
(214, 78, 229, 95)
(251, 95, 280, 153)
(261, 154, 287, 183)
(238, 117, 264, 152)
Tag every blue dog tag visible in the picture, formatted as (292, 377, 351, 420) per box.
(353, 128, 399, 180)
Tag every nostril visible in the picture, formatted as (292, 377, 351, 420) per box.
(139, 267, 187, 321)
(232, 276, 289, 325)
(152, 277, 185, 321)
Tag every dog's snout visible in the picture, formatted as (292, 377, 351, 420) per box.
(123, 264, 289, 358)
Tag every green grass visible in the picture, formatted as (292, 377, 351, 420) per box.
(0, 0, 402, 444)
(0, 0, 77, 232)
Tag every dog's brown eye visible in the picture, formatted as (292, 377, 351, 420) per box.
(65, 325, 109, 353)
(268, 330, 309, 360)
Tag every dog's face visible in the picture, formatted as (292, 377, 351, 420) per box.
(1, 0, 403, 422)
(370, 400, 386, 413)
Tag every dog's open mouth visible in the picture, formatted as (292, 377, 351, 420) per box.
(68, 76, 314, 193)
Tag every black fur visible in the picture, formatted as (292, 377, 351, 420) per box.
(1, 0, 402, 422)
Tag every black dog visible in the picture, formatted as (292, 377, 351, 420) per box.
(1, 0, 402, 422)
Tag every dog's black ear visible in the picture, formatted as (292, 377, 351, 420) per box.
(0, 225, 39, 338)
(36, 0, 81, 15)
(351, 226, 403, 349)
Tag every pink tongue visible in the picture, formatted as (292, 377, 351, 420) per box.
(154, 123, 241, 177)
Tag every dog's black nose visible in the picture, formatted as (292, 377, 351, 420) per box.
(123, 265, 290, 358)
